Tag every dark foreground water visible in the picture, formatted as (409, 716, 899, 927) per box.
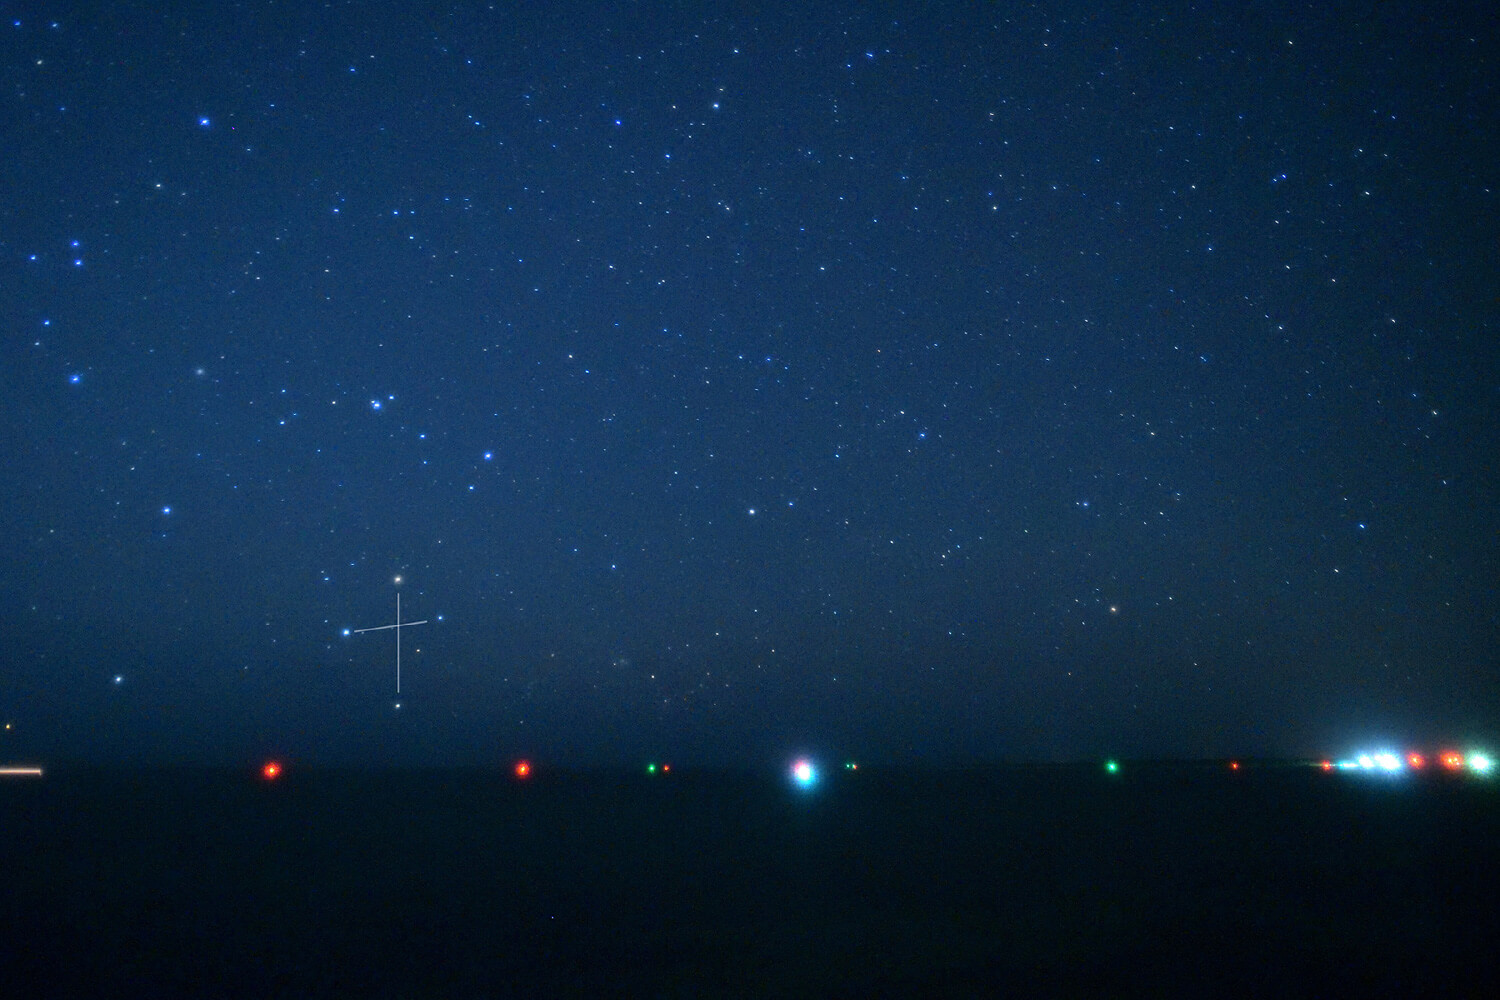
(3, 764, 1497, 997)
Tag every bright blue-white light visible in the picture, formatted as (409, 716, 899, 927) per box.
(370, 400, 381, 410)
(1373, 753, 1402, 772)
(791, 759, 817, 788)
(1470, 753, 1493, 774)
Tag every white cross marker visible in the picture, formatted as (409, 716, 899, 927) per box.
(353, 592, 428, 694)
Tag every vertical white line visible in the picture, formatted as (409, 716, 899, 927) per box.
(351, 590, 427, 698)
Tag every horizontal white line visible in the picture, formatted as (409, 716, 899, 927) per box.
(0, 767, 43, 777)
(352, 620, 428, 633)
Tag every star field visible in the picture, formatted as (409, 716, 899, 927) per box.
(1, 3, 1496, 765)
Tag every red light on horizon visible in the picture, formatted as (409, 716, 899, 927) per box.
(261, 761, 282, 780)
(662, 764, 671, 772)
(1320, 760, 1334, 772)
(1407, 753, 1426, 769)
(514, 760, 531, 778)
(1440, 752, 1464, 770)
(1230, 761, 1240, 770)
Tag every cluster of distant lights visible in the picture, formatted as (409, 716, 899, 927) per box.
(254, 757, 857, 786)
(791, 759, 859, 788)
(9, 752, 1498, 787)
(1322, 751, 1492, 775)
(237, 753, 1494, 784)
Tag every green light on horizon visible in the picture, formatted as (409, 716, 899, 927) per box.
(646, 763, 657, 774)
(1105, 760, 1120, 774)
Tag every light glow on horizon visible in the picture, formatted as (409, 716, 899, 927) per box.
(1329, 747, 1494, 777)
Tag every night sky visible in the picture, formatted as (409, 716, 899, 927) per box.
(3, 3, 1496, 767)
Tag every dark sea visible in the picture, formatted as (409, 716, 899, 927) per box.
(3, 764, 1497, 997)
